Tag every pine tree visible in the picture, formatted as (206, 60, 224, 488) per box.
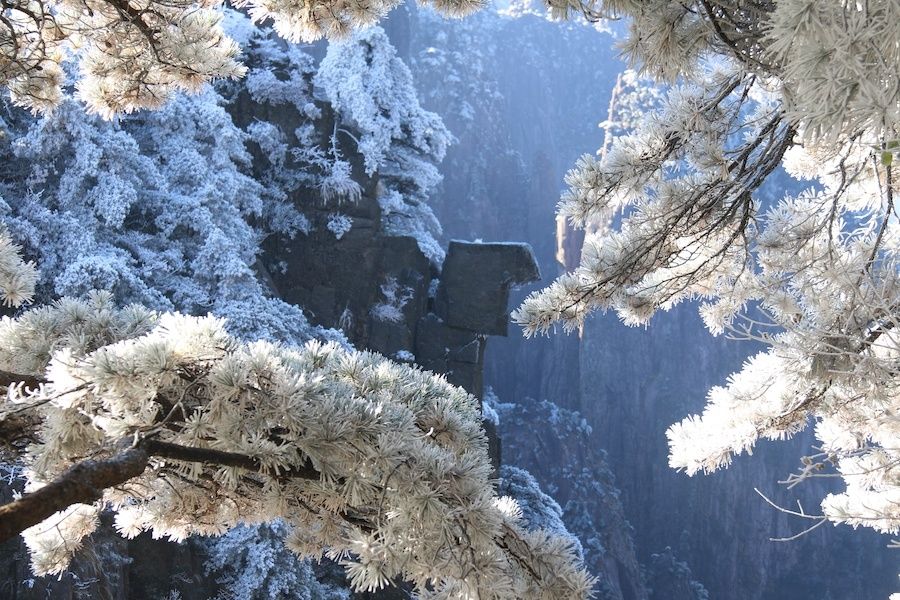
(513, 0, 900, 548)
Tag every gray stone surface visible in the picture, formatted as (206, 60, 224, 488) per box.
(414, 314, 486, 398)
(435, 241, 540, 336)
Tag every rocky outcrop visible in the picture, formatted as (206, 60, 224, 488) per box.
(435, 241, 540, 336)
(223, 34, 542, 402)
(268, 204, 540, 400)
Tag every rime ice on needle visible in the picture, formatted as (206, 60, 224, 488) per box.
(512, 0, 900, 545)
(0, 288, 593, 599)
(0, 0, 486, 117)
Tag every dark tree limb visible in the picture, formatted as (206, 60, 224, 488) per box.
(0, 410, 40, 459)
(0, 437, 324, 544)
(0, 371, 50, 460)
(142, 439, 320, 481)
(0, 447, 149, 544)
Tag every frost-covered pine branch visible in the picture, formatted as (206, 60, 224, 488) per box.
(512, 0, 900, 544)
(0, 0, 485, 117)
(0, 224, 36, 308)
(0, 84, 337, 348)
(0, 292, 593, 599)
(315, 27, 453, 263)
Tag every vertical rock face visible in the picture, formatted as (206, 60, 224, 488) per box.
(494, 397, 649, 600)
(407, 7, 621, 410)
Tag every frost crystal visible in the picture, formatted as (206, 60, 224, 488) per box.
(326, 214, 353, 240)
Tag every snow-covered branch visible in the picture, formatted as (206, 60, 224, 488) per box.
(515, 0, 900, 546)
(0, 292, 593, 599)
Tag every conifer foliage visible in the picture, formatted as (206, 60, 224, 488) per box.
(0, 0, 485, 116)
(0, 289, 592, 598)
(514, 0, 900, 541)
(3, 0, 900, 594)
